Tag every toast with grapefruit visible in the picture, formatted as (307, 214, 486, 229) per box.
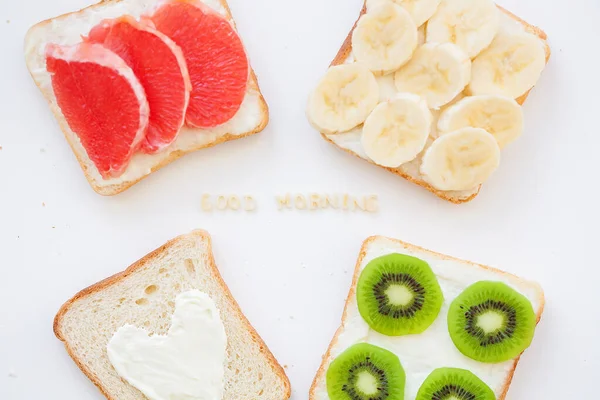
(25, 0, 268, 195)
(54, 230, 291, 400)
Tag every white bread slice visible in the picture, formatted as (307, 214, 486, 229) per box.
(54, 230, 291, 400)
(320, 4, 551, 204)
(25, 0, 268, 196)
(309, 235, 545, 400)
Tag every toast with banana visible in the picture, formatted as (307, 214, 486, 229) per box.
(307, 0, 551, 203)
(309, 235, 545, 399)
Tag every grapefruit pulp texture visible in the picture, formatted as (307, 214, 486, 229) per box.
(46, 43, 149, 179)
(150, 0, 249, 128)
(87, 16, 191, 154)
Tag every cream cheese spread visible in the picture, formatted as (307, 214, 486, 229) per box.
(107, 290, 227, 400)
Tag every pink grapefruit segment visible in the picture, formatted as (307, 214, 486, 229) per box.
(150, 0, 249, 128)
(87, 16, 191, 154)
(45, 43, 149, 178)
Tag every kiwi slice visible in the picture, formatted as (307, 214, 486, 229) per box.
(448, 281, 536, 363)
(326, 343, 406, 400)
(415, 367, 495, 400)
(356, 253, 443, 336)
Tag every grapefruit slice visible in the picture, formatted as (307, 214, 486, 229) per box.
(149, 0, 249, 128)
(45, 43, 149, 179)
(87, 16, 191, 154)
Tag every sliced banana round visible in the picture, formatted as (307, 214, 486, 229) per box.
(468, 32, 546, 99)
(394, 43, 471, 109)
(362, 93, 432, 168)
(352, 2, 418, 75)
(366, 0, 442, 27)
(425, 0, 499, 59)
(438, 95, 524, 148)
(307, 63, 379, 134)
(421, 127, 500, 191)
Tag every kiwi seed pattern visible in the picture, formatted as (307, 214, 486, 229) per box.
(344, 358, 389, 398)
(464, 299, 517, 346)
(373, 273, 425, 318)
(327, 254, 537, 399)
(432, 385, 478, 400)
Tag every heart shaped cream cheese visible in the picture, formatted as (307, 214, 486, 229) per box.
(107, 290, 227, 400)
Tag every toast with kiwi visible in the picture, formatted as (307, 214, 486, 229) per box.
(309, 236, 544, 400)
(313, 1, 551, 204)
(54, 230, 290, 400)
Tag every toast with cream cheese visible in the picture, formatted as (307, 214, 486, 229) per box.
(53, 230, 291, 400)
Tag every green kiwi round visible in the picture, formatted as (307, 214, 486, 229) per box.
(448, 281, 536, 363)
(356, 253, 443, 336)
(326, 343, 406, 400)
(415, 367, 496, 400)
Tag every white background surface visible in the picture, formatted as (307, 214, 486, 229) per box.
(0, 0, 598, 398)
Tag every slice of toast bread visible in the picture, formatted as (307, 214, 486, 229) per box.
(309, 235, 545, 400)
(320, 4, 551, 204)
(53, 230, 291, 400)
(25, 0, 268, 196)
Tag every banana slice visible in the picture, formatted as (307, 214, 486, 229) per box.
(307, 63, 379, 134)
(362, 93, 432, 168)
(366, 0, 442, 27)
(352, 2, 418, 75)
(438, 95, 524, 148)
(394, 43, 471, 109)
(468, 32, 546, 99)
(425, 0, 499, 58)
(421, 127, 500, 191)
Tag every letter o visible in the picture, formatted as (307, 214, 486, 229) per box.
(228, 195, 240, 210)
(217, 195, 228, 210)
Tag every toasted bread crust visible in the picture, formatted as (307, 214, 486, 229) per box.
(27, 0, 269, 196)
(308, 235, 545, 400)
(322, 4, 551, 204)
(54, 230, 291, 400)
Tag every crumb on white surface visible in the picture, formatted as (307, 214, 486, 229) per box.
(8, 368, 17, 378)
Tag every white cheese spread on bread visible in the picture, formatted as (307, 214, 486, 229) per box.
(107, 290, 227, 400)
